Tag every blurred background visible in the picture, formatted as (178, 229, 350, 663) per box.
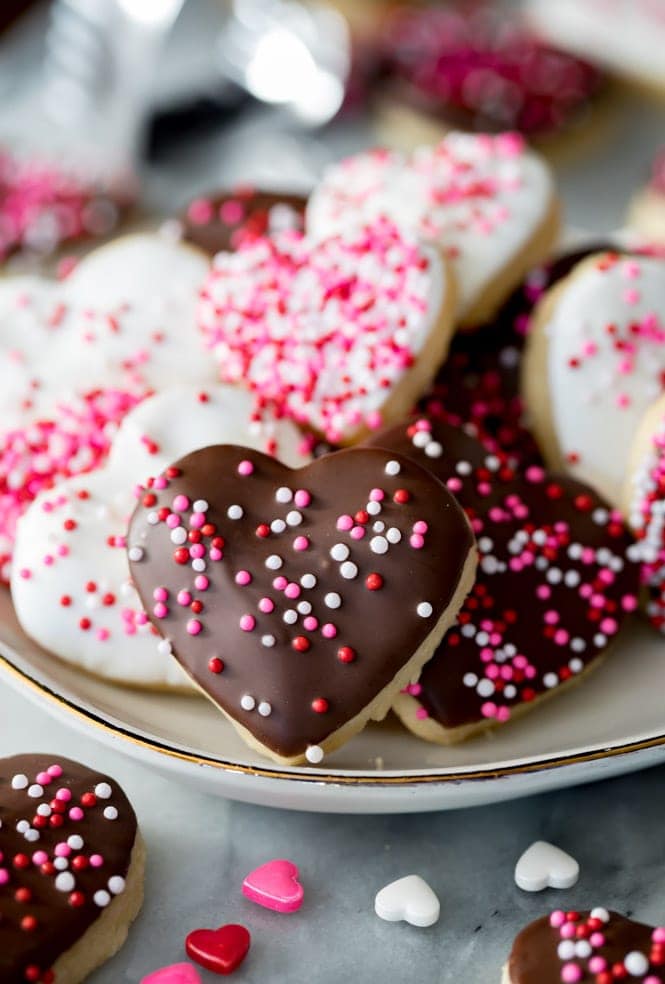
(0, 0, 663, 262)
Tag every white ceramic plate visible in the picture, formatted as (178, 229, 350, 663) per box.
(1, 587, 665, 813)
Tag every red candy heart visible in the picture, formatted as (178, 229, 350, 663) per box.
(185, 924, 251, 976)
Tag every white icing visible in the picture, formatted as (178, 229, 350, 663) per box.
(307, 132, 553, 318)
(527, 0, 665, 85)
(544, 253, 665, 506)
(11, 385, 310, 689)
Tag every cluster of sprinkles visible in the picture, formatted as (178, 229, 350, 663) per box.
(197, 217, 437, 443)
(0, 388, 143, 581)
(627, 410, 665, 632)
(376, 418, 638, 729)
(381, 4, 603, 138)
(128, 447, 461, 763)
(182, 187, 306, 254)
(0, 150, 123, 261)
(548, 909, 665, 983)
(1, 757, 131, 984)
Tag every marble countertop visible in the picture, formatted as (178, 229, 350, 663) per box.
(3, 684, 665, 984)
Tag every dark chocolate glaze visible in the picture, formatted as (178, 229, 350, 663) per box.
(509, 911, 658, 983)
(422, 243, 618, 462)
(180, 189, 307, 256)
(128, 445, 475, 758)
(366, 417, 638, 730)
(0, 754, 138, 984)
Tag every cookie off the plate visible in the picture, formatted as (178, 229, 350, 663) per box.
(127, 445, 477, 765)
(0, 753, 144, 984)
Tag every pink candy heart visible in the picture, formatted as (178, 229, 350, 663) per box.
(242, 859, 304, 913)
(141, 964, 201, 984)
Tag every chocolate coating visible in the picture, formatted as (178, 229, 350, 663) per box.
(0, 754, 138, 984)
(509, 911, 656, 983)
(180, 189, 306, 256)
(128, 445, 474, 759)
(367, 417, 638, 731)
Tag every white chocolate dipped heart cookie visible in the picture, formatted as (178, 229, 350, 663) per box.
(197, 217, 455, 445)
(523, 251, 665, 508)
(307, 132, 559, 327)
(11, 385, 309, 690)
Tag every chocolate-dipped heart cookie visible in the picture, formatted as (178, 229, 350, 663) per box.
(127, 445, 477, 764)
(0, 753, 144, 984)
(180, 188, 306, 255)
(504, 908, 665, 983)
(367, 417, 639, 744)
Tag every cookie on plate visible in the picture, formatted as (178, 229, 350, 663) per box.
(128, 444, 477, 764)
(366, 416, 638, 745)
(523, 250, 665, 508)
(0, 753, 144, 984)
(307, 131, 559, 327)
(503, 908, 665, 983)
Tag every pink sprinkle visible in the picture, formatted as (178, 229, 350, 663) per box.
(240, 614, 255, 632)
(258, 597, 274, 614)
(166, 513, 180, 529)
(588, 957, 606, 973)
(525, 466, 545, 483)
(415, 707, 429, 720)
(337, 514, 353, 531)
(187, 619, 202, 636)
(413, 520, 428, 534)
(285, 582, 300, 599)
(187, 197, 214, 224)
(294, 489, 311, 508)
(369, 488, 385, 501)
(653, 928, 665, 944)
(623, 287, 640, 304)
(56, 788, 72, 803)
(153, 587, 168, 602)
(190, 513, 204, 529)
(48, 765, 62, 777)
(0, 870, 9, 885)
(496, 706, 511, 723)
(589, 934, 605, 948)
(89, 854, 104, 868)
(293, 535, 309, 551)
(69, 807, 84, 821)
(622, 594, 638, 611)
(321, 623, 337, 639)
(616, 392, 631, 408)
(220, 199, 244, 224)
(303, 616, 318, 631)
(273, 576, 287, 591)
(36, 772, 51, 786)
(177, 590, 192, 606)
(195, 575, 209, 591)
(235, 570, 252, 586)
(154, 476, 168, 490)
(350, 526, 365, 540)
(560, 964, 582, 983)
(96, 628, 110, 642)
(173, 494, 189, 512)
(54, 844, 70, 858)
(153, 602, 168, 619)
(32, 851, 48, 865)
(238, 459, 254, 476)
(410, 534, 425, 549)
(210, 547, 223, 561)
(480, 702, 497, 719)
(560, 923, 576, 940)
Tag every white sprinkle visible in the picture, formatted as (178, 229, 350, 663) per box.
(386, 527, 401, 544)
(271, 519, 286, 533)
(157, 639, 173, 656)
(94, 890, 111, 908)
(463, 673, 478, 687)
(330, 543, 349, 562)
(283, 609, 298, 624)
(147, 511, 159, 525)
(456, 461, 472, 475)
(103, 806, 118, 821)
(240, 695, 256, 711)
(300, 573, 317, 589)
(276, 487, 293, 503)
(286, 510, 302, 526)
(128, 546, 144, 562)
(305, 745, 324, 764)
(590, 908, 610, 923)
(24, 829, 39, 843)
(170, 526, 187, 545)
(340, 561, 358, 579)
(425, 441, 442, 458)
(16, 820, 29, 833)
(476, 679, 495, 697)
(503, 685, 517, 699)
(227, 504, 243, 520)
(192, 559, 206, 573)
(325, 592, 342, 609)
(412, 432, 430, 449)
(193, 499, 209, 513)
(265, 554, 283, 570)
(366, 500, 381, 516)
(67, 835, 84, 850)
(373, 520, 385, 533)
(575, 941, 592, 959)
(385, 460, 401, 476)
(108, 876, 126, 895)
(36, 804, 51, 817)
(258, 701, 272, 717)
(543, 672, 559, 689)
(568, 658, 584, 673)
(624, 952, 649, 976)
(55, 872, 75, 892)
(11, 774, 28, 790)
(262, 634, 276, 647)
(54, 857, 69, 871)
(297, 601, 312, 615)
(557, 941, 575, 960)
(370, 536, 389, 555)
(27, 784, 43, 799)
(94, 783, 112, 800)
(417, 602, 433, 618)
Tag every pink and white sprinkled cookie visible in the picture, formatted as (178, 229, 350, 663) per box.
(367, 416, 638, 744)
(523, 251, 665, 508)
(307, 132, 559, 326)
(11, 386, 309, 690)
(0, 233, 214, 434)
(197, 217, 455, 445)
(0, 753, 144, 984)
(504, 908, 665, 984)
(127, 444, 477, 764)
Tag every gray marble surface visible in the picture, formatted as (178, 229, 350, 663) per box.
(3, 683, 665, 984)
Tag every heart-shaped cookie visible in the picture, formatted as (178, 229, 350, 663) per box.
(374, 875, 440, 928)
(523, 250, 665, 508)
(11, 385, 309, 690)
(185, 924, 250, 975)
(367, 416, 638, 743)
(179, 188, 306, 255)
(0, 753, 143, 984)
(197, 217, 455, 444)
(307, 131, 559, 326)
(514, 841, 579, 892)
(128, 445, 477, 763)
(504, 908, 665, 984)
(242, 859, 304, 913)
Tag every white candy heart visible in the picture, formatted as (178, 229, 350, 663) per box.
(374, 875, 440, 928)
(514, 841, 579, 892)
(11, 384, 309, 690)
(307, 132, 556, 324)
